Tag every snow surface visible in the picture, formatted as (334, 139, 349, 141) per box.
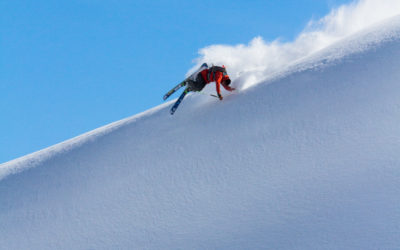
(1, 15, 400, 250)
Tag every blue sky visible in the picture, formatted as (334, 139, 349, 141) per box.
(1, 0, 351, 163)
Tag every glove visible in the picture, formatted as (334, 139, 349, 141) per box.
(218, 93, 223, 101)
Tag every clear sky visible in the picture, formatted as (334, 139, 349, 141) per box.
(1, 0, 351, 163)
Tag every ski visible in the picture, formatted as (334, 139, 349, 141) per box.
(163, 81, 186, 100)
(170, 88, 190, 115)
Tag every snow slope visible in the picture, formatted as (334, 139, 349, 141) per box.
(1, 15, 400, 250)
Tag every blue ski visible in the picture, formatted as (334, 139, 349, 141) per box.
(170, 88, 190, 115)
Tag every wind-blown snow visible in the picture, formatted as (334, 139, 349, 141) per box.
(1, 7, 400, 250)
(191, 0, 400, 90)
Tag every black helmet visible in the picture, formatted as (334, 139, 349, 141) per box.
(222, 74, 231, 85)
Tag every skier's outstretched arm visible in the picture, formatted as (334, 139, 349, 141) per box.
(222, 83, 235, 92)
(214, 72, 224, 100)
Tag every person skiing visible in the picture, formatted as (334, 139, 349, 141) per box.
(163, 63, 235, 115)
(186, 64, 235, 100)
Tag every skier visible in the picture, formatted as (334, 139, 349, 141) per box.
(186, 64, 235, 100)
(163, 63, 235, 115)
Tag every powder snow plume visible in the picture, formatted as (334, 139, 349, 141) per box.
(190, 0, 400, 90)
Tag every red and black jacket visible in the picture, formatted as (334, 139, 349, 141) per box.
(199, 66, 234, 95)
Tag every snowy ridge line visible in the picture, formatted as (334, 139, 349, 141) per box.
(0, 102, 170, 181)
(254, 14, 400, 87)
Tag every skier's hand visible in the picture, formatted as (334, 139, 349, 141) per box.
(218, 93, 223, 101)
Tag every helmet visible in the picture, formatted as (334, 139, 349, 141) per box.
(222, 75, 231, 85)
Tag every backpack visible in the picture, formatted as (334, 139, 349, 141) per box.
(206, 66, 227, 82)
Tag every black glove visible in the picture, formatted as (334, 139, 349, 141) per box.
(218, 93, 223, 101)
